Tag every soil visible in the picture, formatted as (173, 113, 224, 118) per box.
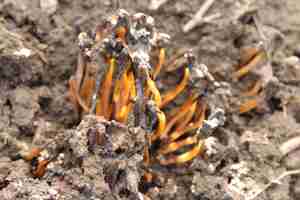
(0, 0, 300, 199)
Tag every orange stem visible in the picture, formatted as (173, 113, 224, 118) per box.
(160, 67, 190, 108)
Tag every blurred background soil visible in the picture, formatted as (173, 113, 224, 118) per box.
(0, 0, 300, 199)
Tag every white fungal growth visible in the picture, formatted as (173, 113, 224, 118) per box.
(13, 48, 32, 58)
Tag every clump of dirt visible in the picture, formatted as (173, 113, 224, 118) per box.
(1, 0, 300, 199)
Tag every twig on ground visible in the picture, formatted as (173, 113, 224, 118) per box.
(182, 0, 217, 33)
(280, 136, 300, 156)
(246, 169, 300, 200)
(202, 12, 221, 23)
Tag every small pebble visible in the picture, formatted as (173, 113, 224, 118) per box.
(40, 0, 58, 15)
(283, 56, 299, 67)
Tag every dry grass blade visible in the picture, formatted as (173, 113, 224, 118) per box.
(183, 0, 216, 33)
(246, 169, 300, 200)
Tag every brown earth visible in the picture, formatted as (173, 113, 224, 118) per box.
(0, 0, 300, 199)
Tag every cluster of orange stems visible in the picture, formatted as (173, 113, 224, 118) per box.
(21, 9, 267, 179)
(234, 45, 267, 114)
(68, 10, 208, 172)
